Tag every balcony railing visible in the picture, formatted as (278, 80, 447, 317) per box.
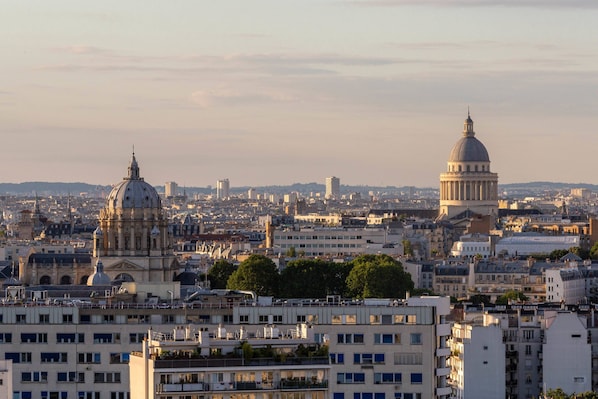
(154, 356, 329, 369)
(156, 379, 329, 393)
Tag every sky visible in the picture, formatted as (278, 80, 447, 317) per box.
(3, 0, 598, 188)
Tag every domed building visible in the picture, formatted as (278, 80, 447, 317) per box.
(92, 153, 178, 283)
(439, 113, 498, 219)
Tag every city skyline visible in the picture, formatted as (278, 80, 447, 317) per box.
(3, 1, 598, 187)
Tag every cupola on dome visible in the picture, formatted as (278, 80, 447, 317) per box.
(448, 114, 490, 163)
(105, 153, 161, 211)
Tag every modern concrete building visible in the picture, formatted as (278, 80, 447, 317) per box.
(130, 323, 330, 399)
(0, 292, 452, 399)
(164, 181, 178, 198)
(439, 113, 499, 220)
(325, 177, 340, 200)
(449, 319, 505, 399)
(216, 179, 230, 200)
(270, 226, 403, 257)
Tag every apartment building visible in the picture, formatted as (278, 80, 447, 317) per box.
(0, 293, 451, 399)
(130, 323, 330, 399)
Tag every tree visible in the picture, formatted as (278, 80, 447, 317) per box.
(495, 290, 528, 305)
(346, 254, 414, 299)
(280, 259, 331, 298)
(227, 254, 279, 296)
(548, 249, 568, 260)
(402, 240, 413, 256)
(544, 389, 598, 399)
(208, 260, 236, 289)
(590, 241, 598, 259)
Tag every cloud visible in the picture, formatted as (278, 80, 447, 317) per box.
(346, 0, 598, 8)
(54, 45, 112, 55)
(190, 88, 297, 108)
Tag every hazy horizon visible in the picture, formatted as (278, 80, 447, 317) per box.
(4, 1, 598, 187)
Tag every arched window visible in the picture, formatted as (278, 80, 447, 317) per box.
(40, 275, 51, 285)
(60, 275, 72, 285)
(80, 276, 89, 285)
(114, 273, 135, 283)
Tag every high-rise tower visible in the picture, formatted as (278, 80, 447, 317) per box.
(325, 176, 340, 200)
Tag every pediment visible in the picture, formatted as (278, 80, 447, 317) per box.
(104, 260, 145, 271)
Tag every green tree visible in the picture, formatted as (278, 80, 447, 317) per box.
(326, 262, 353, 297)
(227, 254, 279, 296)
(346, 254, 414, 299)
(549, 249, 569, 260)
(544, 389, 598, 399)
(208, 259, 236, 289)
(280, 259, 331, 298)
(402, 240, 413, 256)
(286, 246, 296, 257)
(590, 241, 598, 259)
(495, 290, 528, 305)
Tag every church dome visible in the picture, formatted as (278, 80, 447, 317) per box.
(87, 259, 111, 286)
(105, 153, 162, 211)
(448, 115, 490, 162)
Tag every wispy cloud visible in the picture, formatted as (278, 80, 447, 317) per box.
(190, 88, 297, 108)
(347, 0, 598, 8)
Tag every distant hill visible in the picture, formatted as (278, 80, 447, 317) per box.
(0, 181, 594, 196)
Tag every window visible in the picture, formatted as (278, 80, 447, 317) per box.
(78, 352, 101, 364)
(41, 352, 68, 363)
(63, 314, 73, 323)
(338, 333, 362, 344)
(110, 393, 129, 399)
(410, 373, 423, 384)
(330, 353, 344, 364)
(78, 393, 101, 399)
(333, 394, 345, 399)
(0, 333, 12, 343)
(337, 373, 365, 384)
(57, 372, 84, 382)
(14, 393, 33, 399)
(129, 333, 146, 343)
(21, 333, 48, 343)
(5, 352, 32, 363)
(21, 372, 48, 382)
(110, 353, 130, 364)
(39, 314, 50, 324)
(239, 315, 249, 324)
(94, 333, 120, 343)
(374, 373, 401, 384)
(94, 372, 121, 383)
(410, 333, 422, 345)
(57, 333, 84, 343)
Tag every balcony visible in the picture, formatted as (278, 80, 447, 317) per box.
(436, 348, 451, 357)
(436, 323, 452, 337)
(154, 356, 329, 369)
(156, 380, 329, 393)
(436, 386, 453, 396)
(436, 367, 451, 377)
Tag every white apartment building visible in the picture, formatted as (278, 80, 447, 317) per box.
(495, 234, 580, 257)
(543, 311, 592, 394)
(0, 359, 13, 399)
(450, 234, 492, 259)
(0, 293, 451, 399)
(449, 319, 505, 399)
(545, 267, 586, 304)
(130, 324, 330, 399)
(164, 182, 178, 198)
(271, 227, 403, 257)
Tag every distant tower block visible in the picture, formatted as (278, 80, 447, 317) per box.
(165, 181, 178, 198)
(439, 113, 498, 219)
(216, 178, 230, 200)
(325, 176, 340, 200)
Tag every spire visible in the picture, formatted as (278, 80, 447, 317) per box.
(463, 109, 474, 137)
(127, 150, 140, 180)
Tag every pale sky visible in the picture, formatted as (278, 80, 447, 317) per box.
(3, 0, 598, 188)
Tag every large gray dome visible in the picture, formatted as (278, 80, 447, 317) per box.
(106, 153, 162, 210)
(448, 115, 490, 162)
